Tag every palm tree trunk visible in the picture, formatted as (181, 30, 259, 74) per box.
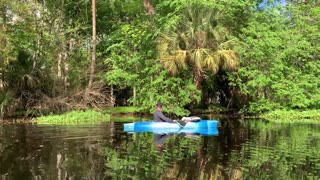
(194, 68, 203, 89)
(88, 0, 96, 89)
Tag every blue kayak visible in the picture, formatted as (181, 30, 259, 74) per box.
(123, 120, 219, 135)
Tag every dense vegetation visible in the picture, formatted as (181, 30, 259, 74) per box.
(0, 0, 319, 118)
(37, 110, 110, 125)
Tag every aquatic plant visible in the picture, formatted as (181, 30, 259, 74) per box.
(260, 110, 320, 124)
(36, 110, 110, 125)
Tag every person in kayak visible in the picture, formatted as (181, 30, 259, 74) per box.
(153, 103, 174, 122)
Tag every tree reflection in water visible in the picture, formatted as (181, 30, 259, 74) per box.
(0, 119, 319, 179)
(0, 123, 112, 179)
(104, 120, 320, 179)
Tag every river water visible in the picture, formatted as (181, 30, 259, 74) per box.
(0, 117, 319, 179)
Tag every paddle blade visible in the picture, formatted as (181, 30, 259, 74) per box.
(176, 120, 187, 127)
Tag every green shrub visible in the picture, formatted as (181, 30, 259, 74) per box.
(36, 110, 110, 125)
(261, 110, 320, 124)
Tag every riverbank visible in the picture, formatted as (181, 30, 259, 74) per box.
(10, 106, 320, 125)
(260, 109, 320, 124)
(35, 107, 144, 125)
(36, 110, 110, 125)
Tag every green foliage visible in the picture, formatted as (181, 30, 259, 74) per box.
(103, 5, 201, 116)
(0, 0, 105, 117)
(1, 0, 319, 118)
(193, 104, 228, 114)
(134, 70, 201, 116)
(0, 90, 14, 118)
(157, 2, 239, 89)
(233, 3, 320, 112)
(36, 110, 110, 125)
(261, 109, 320, 123)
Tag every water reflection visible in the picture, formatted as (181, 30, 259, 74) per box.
(153, 132, 217, 152)
(0, 119, 319, 179)
(154, 133, 173, 151)
(0, 123, 113, 179)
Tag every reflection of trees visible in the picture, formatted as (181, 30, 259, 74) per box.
(104, 120, 320, 179)
(0, 124, 33, 179)
(229, 120, 320, 179)
(103, 118, 252, 179)
(1, 120, 319, 179)
(104, 133, 202, 179)
(0, 123, 112, 179)
(54, 139, 107, 179)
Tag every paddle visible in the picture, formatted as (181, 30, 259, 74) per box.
(175, 116, 202, 127)
(174, 120, 187, 127)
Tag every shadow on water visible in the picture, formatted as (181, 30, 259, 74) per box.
(0, 116, 319, 179)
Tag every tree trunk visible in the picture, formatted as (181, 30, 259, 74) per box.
(0, 72, 3, 90)
(57, 0, 65, 81)
(194, 68, 203, 90)
(57, 53, 62, 78)
(110, 85, 115, 107)
(64, 58, 69, 91)
(0, 4, 6, 91)
(88, 0, 96, 89)
(133, 87, 136, 106)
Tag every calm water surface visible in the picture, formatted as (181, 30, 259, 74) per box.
(0, 117, 319, 179)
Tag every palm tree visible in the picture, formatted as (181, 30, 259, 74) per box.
(158, 5, 238, 89)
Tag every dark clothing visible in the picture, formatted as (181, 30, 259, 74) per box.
(153, 110, 174, 122)
(154, 134, 173, 145)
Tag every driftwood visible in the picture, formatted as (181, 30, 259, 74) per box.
(23, 83, 113, 117)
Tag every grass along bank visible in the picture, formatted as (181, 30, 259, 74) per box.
(260, 109, 320, 124)
(36, 110, 110, 125)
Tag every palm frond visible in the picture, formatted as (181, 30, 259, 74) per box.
(159, 49, 188, 75)
(180, 32, 190, 49)
(217, 50, 238, 70)
(212, 25, 227, 43)
(160, 55, 178, 75)
(204, 53, 219, 74)
(158, 42, 169, 56)
(219, 39, 238, 49)
(174, 50, 187, 68)
(158, 31, 178, 44)
(157, 4, 239, 79)
(190, 48, 205, 70)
